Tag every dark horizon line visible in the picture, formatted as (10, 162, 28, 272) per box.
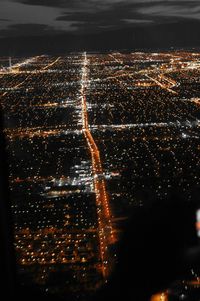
(1, 19, 200, 56)
(1, 46, 200, 58)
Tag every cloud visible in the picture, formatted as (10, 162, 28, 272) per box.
(3, 0, 200, 37)
(138, 2, 200, 20)
(0, 23, 66, 38)
(12, 0, 200, 9)
(55, 2, 157, 33)
(0, 1, 77, 32)
(122, 18, 153, 24)
(12, 0, 109, 11)
(12, 0, 68, 8)
(0, 18, 10, 21)
(53, 0, 200, 34)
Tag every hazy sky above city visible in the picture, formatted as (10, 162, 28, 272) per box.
(0, 0, 200, 53)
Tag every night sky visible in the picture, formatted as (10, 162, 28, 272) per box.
(0, 0, 200, 55)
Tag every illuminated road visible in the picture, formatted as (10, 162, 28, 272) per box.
(0, 57, 60, 101)
(80, 52, 115, 279)
(108, 53, 123, 64)
(0, 56, 40, 73)
(42, 56, 61, 70)
(0, 56, 41, 97)
(151, 292, 168, 301)
(146, 74, 178, 94)
(1, 75, 31, 97)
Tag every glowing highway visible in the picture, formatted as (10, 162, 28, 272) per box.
(80, 52, 115, 279)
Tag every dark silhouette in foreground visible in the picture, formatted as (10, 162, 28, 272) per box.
(0, 107, 16, 298)
(95, 195, 200, 300)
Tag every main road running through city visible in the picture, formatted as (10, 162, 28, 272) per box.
(80, 52, 115, 279)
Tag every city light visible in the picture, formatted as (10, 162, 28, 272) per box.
(2, 50, 200, 298)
